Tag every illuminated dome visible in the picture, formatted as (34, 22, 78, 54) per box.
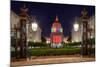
(52, 16, 61, 28)
(51, 16, 63, 48)
(51, 16, 63, 33)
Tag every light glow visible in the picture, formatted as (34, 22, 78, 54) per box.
(51, 28, 63, 32)
(32, 22, 38, 31)
(53, 35, 62, 43)
(74, 23, 79, 31)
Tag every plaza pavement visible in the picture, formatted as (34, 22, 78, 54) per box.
(11, 55, 95, 67)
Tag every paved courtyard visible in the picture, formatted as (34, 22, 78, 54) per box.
(11, 55, 95, 66)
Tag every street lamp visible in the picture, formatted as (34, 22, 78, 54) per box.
(73, 18, 83, 61)
(26, 16, 38, 60)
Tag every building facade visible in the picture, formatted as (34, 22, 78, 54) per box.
(51, 16, 63, 48)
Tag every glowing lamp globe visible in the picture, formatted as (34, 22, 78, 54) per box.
(74, 23, 79, 31)
(32, 22, 38, 31)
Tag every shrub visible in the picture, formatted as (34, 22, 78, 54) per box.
(63, 42, 81, 47)
(11, 47, 95, 57)
(28, 42, 50, 47)
(30, 47, 81, 56)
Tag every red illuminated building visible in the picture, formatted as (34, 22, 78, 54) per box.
(51, 16, 63, 48)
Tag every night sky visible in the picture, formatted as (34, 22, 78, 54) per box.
(11, 1, 95, 37)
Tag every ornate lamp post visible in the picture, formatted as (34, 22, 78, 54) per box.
(73, 18, 83, 60)
(73, 8, 89, 60)
(15, 4, 39, 59)
(81, 8, 89, 55)
(19, 4, 29, 58)
(26, 16, 38, 60)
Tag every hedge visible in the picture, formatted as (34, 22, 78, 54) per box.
(63, 42, 81, 47)
(28, 42, 81, 48)
(11, 47, 95, 57)
(28, 42, 50, 47)
(30, 47, 81, 56)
